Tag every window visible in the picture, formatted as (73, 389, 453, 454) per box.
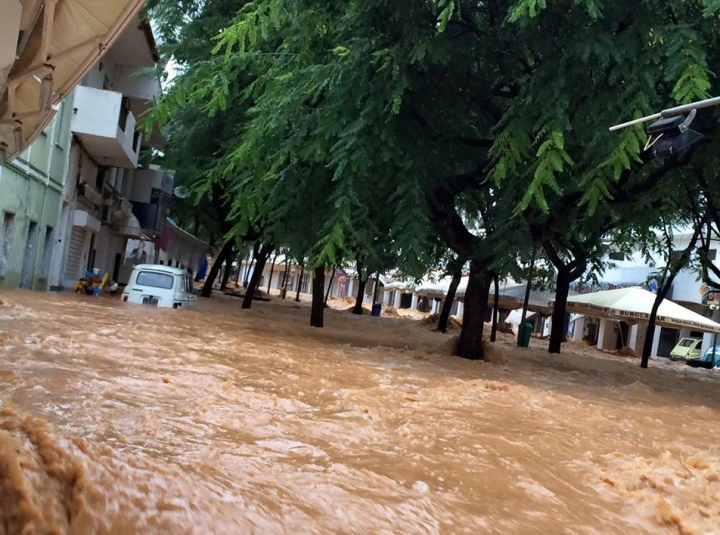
(608, 250, 625, 261)
(708, 249, 717, 261)
(118, 97, 130, 132)
(678, 339, 696, 348)
(20, 222, 38, 289)
(136, 271, 174, 289)
(0, 213, 16, 277)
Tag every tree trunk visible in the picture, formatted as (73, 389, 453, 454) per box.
(548, 269, 570, 354)
(641, 299, 663, 369)
(324, 267, 336, 306)
(455, 260, 490, 360)
(642, 224, 703, 367)
(295, 263, 305, 302)
(353, 278, 368, 315)
(491, 272, 500, 343)
(266, 252, 277, 294)
(310, 266, 325, 328)
(281, 257, 290, 296)
(200, 240, 234, 298)
(438, 264, 463, 333)
(220, 252, 233, 290)
(520, 245, 538, 326)
(242, 243, 272, 309)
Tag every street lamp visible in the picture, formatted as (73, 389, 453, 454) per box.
(610, 96, 720, 155)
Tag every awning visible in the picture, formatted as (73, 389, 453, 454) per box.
(0, 0, 148, 162)
(506, 309, 536, 326)
(567, 287, 720, 334)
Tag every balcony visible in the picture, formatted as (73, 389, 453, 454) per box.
(70, 86, 142, 169)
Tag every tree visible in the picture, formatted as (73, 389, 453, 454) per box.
(642, 223, 702, 368)
(201, 240, 233, 298)
(153, 0, 720, 360)
(241, 242, 274, 309)
(437, 256, 465, 334)
(311, 266, 325, 327)
(490, 273, 500, 343)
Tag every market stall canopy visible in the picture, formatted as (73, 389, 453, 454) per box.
(383, 280, 415, 292)
(0, 0, 148, 162)
(416, 276, 455, 298)
(456, 279, 563, 313)
(567, 287, 720, 334)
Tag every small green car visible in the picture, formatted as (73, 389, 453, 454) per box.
(669, 338, 703, 361)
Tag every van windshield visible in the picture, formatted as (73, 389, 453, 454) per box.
(678, 339, 696, 348)
(136, 271, 174, 290)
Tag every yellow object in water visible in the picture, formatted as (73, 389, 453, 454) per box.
(94, 272, 109, 291)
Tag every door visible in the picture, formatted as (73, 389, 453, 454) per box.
(20, 222, 38, 289)
(86, 232, 96, 271)
(113, 253, 122, 283)
(65, 227, 87, 282)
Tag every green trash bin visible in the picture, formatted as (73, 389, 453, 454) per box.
(517, 322, 533, 348)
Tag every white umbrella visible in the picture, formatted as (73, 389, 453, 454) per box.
(567, 287, 720, 334)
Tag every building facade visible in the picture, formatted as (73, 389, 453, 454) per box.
(0, 16, 210, 294)
(0, 96, 74, 290)
(48, 17, 170, 290)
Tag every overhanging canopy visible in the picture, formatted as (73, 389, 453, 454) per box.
(0, 0, 148, 162)
(567, 287, 720, 334)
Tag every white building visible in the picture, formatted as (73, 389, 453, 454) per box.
(571, 228, 719, 358)
(48, 17, 170, 289)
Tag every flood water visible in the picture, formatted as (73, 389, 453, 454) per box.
(1, 290, 720, 535)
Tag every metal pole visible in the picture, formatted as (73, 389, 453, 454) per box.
(610, 95, 720, 131)
(713, 307, 719, 364)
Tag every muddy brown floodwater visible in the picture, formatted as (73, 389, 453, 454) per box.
(1, 290, 720, 534)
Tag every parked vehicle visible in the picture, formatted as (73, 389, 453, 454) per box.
(669, 338, 703, 361)
(686, 345, 720, 370)
(122, 264, 197, 309)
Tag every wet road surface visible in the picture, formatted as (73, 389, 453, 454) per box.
(1, 290, 720, 534)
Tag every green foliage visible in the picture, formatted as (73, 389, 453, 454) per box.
(149, 0, 720, 290)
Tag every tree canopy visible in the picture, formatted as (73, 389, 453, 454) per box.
(149, 0, 720, 356)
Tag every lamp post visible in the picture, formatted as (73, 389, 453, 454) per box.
(610, 96, 720, 157)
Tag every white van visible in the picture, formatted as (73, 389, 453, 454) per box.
(122, 264, 198, 309)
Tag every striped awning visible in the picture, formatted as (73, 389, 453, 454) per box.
(0, 0, 148, 162)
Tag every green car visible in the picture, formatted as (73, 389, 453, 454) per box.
(669, 338, 703, 361)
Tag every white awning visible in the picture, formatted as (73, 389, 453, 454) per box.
(0, 0, 148, 162)
(567, 287, 720, 334)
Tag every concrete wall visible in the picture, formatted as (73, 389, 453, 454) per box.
(0, 99, 73, 291)
(72, 86, 124, 139)
(115, 65, 162, 102)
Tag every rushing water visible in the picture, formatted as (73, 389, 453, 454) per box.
(1, 290, 720, 535)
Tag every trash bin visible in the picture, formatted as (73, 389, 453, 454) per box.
(371, 303, 382, 317)
(517, 322, 533, 348)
